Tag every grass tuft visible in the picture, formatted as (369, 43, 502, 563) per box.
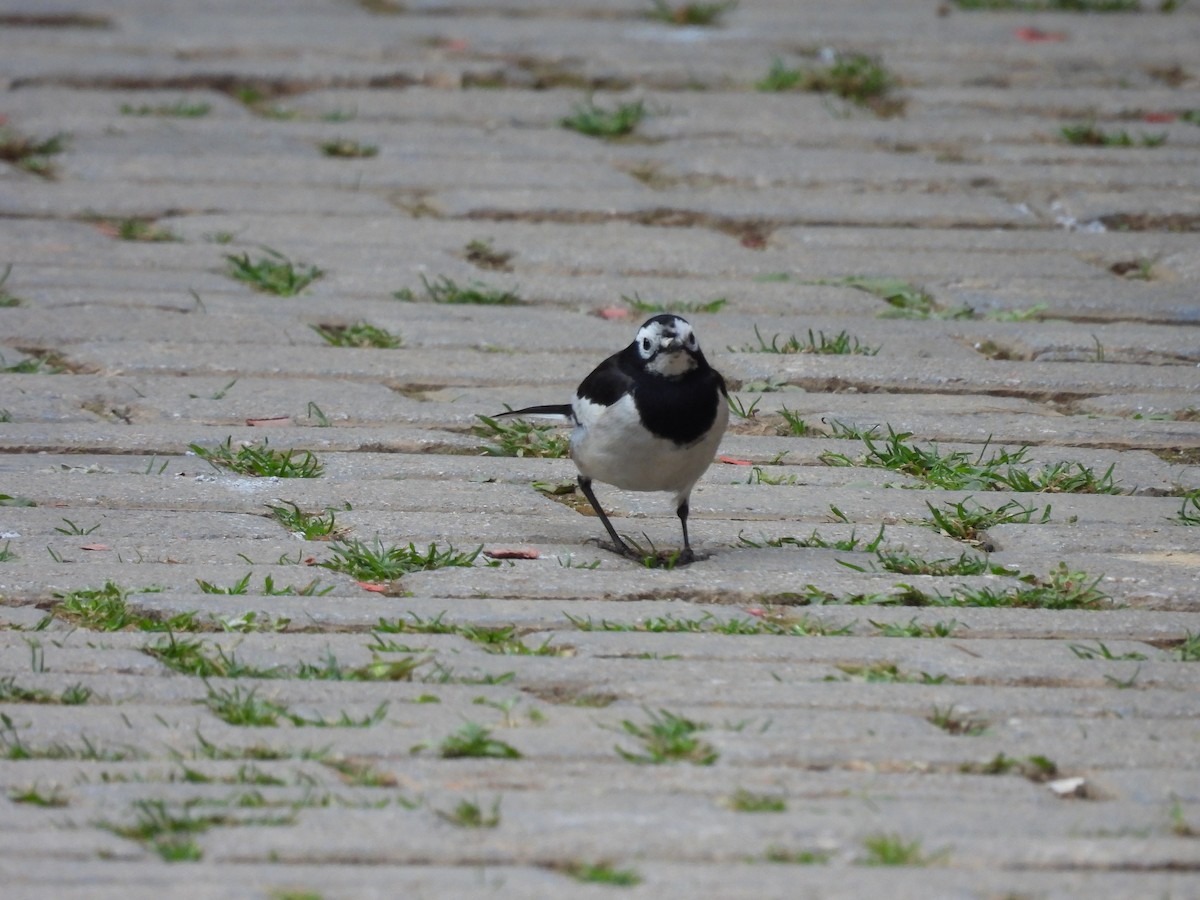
(464, 238, 514, 271)
(190, 437, 323, 478)
(438, 721, 522, 759)
(310, 321, 401, 348)
(119, 100, 211, 117)
(395, 274, 522, 305)
(0, 128, 66, 178)
(1061, 122, 1166, 147)
(615, 708, 718, 765)
(318, 537, 480, 581)
(560, 860, 643, 885)
(860, 833, 937, 866)
(560, 98, 647, 138)
(739, 324, 879, 355)
(928, 705, 989, 736)
(474, 414, 570, 458)
(623, 292, 727, 315)
(756, 53, 898, 114)
(319, 138, 378, 158)
(267, 501, 346, 540)
(435, 796, 502, 827)
(645, 0, 737, 25)
(225, 248, 323, 296)
(822, 429, 1122, 495)
(727, 787, 787, 812)
(1176, 491, 1200, 525)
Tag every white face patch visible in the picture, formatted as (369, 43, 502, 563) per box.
(636, 316, 700, 378)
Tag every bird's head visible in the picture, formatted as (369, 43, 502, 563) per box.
(634, 314, 705, 378)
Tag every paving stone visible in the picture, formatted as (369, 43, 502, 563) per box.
(2, 0, 1199, 895)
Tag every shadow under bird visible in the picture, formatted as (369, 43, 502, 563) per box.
(495, 314, 728, 563)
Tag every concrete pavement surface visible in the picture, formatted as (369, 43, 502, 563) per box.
(1, 0, 1199, 896)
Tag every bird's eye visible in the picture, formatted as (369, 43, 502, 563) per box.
(687, 333, 698, 347)
(641, 337, 652, 352)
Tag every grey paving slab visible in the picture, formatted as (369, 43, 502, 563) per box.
(2, 0, 1200, 896)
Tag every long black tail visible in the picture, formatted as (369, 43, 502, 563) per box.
(492, 403, 574, 420)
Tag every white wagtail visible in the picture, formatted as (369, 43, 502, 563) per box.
(496, 314, 728, 562)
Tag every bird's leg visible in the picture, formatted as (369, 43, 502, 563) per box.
(676, 497, 695, 564)
(577, 476, 636, 558)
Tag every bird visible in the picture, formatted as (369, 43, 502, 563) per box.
(495, 313, 728, 562)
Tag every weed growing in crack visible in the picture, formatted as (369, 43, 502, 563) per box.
(0, 129, 66, 177)
(108, 217, 180, 242)
(119, 100, 211, 117)
(51, 582, 193, 632)
(559, 861, 643, 885)
(8, 784, 68, 807)
(474, 413, 570, 458)
(727, 788, 787, 812)
(318, 138, 378, 158)
(831, 662, 947, 684)
(645, 0, 737, 25)
(318, 538, 480, 581)
(565, 610, 839, 636)
(822, 429, 1122, 494)
(928, 705, 989, 736)
(614, 708, 718, 765)
(950, 563, 1109, 610)
(741, 325, 879, 356)
(775, 407, 810, 435)
(1061, 123, 1167, 146)
(871, 617, 962, 638)
(395, 274, 522, 305)
(267, 501, 346, 540)
(0, 676, 91, 706)
(759, 53, 893, 101)
(0, 264, 22, 307)
(1, 712, 139, 761)
(203, 684, 388, 728)
(1, 349, 67, 374)
(437, 721, 522, 759)
(102, 797, 293, 862)
(841, 548, 1013, 578)
(739, 519, 887, 551)
(1171, 632, 1200, 661)
(818, 276, 970, 319)
(961, 753, 1058, 781)
(225, 248, 323, 296)
(924, 497, 1051, 547)
(464, 238, 514, 271)
(859, 833, 939, 866)
(435, 796, 502, 828)
(622, 292, 727, 315)
(764, 846, 831, 864)
(1176, 491, 1200, 525)
(144, 635, 281, 679)
(560, 97, 647, 138)
(190, 437, 324, 478)
(310, 321, 401, 348)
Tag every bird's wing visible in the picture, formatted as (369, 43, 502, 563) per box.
(575, 348, 637, 408)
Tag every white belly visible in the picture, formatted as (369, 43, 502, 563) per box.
(570, 393, 727, 501)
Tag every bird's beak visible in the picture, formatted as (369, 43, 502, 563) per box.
(661, 337, 684, 352)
